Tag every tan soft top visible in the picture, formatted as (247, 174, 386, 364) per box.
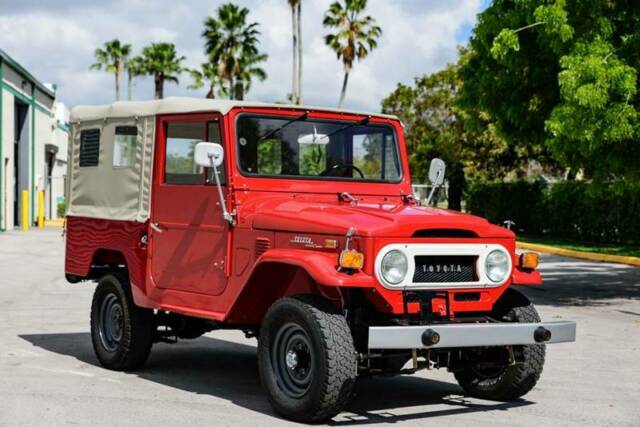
(70, 97, 398, 122)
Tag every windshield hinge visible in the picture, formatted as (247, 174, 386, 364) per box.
(403, 193, 421, 206)
(224, 209, 237, 227)
(338, 192, 358, 205)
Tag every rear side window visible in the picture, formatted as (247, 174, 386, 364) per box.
(79, 129, 100, 167)
(113, 126, 137, 167)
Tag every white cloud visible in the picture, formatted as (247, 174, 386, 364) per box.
(0, 0, 482, 112)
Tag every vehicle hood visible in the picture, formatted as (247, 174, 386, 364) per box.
(248, 196, 513, 239)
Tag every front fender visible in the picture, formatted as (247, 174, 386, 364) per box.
(255, 248, 374, 287)
(511, 267, 542, 286)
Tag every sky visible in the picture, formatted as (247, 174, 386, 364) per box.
(0, 0, 489, 115)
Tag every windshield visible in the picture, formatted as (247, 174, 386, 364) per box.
(236, 114, 402, 182)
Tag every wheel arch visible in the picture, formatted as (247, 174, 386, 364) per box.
(226, 260, 345, 325)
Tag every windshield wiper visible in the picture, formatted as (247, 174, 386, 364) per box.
(257, 111, 309, 142)
(324, 116, 371, 139)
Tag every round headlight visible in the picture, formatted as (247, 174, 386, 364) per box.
(381, 250, 408, 284)
(485, 249, 510, 283)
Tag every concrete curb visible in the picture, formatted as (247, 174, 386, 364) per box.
(517, 241, 640, 267)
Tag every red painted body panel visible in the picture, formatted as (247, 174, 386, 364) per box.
(65, 105, 542, 324)
(65, 216, 148, 296)
(148, 113, 229, 297)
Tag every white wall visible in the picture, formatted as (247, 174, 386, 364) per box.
(1, 74, 68, 228)
(1, 90, 15, 230)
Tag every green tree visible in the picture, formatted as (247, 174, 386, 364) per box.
(188, 62, 227, 99)
(461, 0, 640, 180)
(202, 3, 267, 100)
(90, 39, 131, 101)
(382, 53, 510, 210)
(288, 0, 303, 104)
(137, 43, 186, 99)
(323, 0, 382, 108)
(124, 56, 145, 101)
(235, 51, 268, 100)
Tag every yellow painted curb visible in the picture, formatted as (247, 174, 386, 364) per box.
(517, 241, 640, 267)
(44, 219, 65, 228)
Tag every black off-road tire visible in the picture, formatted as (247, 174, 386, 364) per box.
(90, 273, 155, 371)
(258, 295, 357, 423)
(454, 289, 546, 401)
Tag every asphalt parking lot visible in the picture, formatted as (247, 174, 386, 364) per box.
(1, 229, 639, 426)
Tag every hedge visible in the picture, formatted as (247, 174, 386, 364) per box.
(465, 180, 640, 245)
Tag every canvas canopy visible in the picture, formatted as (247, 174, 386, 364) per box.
(66, 97, 398, 223)
(66, 114, 156, 222)
(69, 97, 398, 122)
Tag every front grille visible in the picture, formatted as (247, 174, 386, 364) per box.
(413, 255, 477, 283)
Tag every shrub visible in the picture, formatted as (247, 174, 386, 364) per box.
(57, 201, 66, 218)
(465, 180, 640, 245)
(465, 181, 546, 234)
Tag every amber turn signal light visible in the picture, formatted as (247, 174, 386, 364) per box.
(323, 239, 339, 249)
(339, 250, 364, 270)
(520, 252, 539, 269)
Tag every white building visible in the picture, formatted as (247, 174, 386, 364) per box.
(0, 48, 69, 231)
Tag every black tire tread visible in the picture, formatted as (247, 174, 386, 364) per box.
(292, 295, 356, 421)
(454, 290, 546, 401)
(259, 295, 357, 422)
(90, 273, 154, 371)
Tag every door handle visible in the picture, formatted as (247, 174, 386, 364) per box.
(150, 223, 165, 233)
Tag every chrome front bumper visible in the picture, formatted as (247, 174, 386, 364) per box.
(368, 321, 576, 350)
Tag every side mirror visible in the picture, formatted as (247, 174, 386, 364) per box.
(428, 158, 446, 186)
(193, 142, 234, 225)
(194, 142, 224, 168)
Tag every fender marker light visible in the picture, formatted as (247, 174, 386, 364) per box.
(339, 250, 364, 270)
(339, 226, 363, 269)
(324, 239, 339, 249)
(520, 252, 539, 269)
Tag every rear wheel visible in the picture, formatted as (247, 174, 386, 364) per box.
(454, 289, 546, 400)
(90, 274, 154, 371)
(258, 295, 357, 423)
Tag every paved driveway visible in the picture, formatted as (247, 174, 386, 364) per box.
(0, 230, 638, 426)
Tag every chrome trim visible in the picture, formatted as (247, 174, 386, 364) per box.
(368, 320, 576, 349)
(374, 243, 512, 290)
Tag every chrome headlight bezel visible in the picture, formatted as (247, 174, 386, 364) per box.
(380, 249, 408, 285)
(485, 249, 510, 283)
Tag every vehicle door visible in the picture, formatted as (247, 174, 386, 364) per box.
(149, 113, 229, 296)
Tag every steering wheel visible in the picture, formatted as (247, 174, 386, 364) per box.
(320, 163, 365, 179)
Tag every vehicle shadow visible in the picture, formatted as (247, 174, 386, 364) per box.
(19, 332, 532, 424)
(517, 254, 640, 307)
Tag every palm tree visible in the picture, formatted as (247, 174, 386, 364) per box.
(323, 0, 382, 108)
(90, 39, 131, 101)
(188, 62, 227, 99)
(235, 52, 268, 100)
(202, 3, 267, 100)
(288, 0, 303, 104)
(125, 56, 145, 101)
(137, 43, 185, 99)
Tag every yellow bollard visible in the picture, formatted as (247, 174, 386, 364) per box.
(21, 190, 29, 231)
(37, 191, 45, 228)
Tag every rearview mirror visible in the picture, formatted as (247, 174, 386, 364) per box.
(194, 142, 224, 168)
(297, 126, 329, 145)
(428, 158, 446, 186)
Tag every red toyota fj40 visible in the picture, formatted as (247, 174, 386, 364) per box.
(64, 98, 575, 422)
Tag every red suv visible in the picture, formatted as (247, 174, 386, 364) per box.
(64, 98, 575, 422)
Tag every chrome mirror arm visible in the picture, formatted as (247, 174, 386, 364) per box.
(208, 153, 235, 226)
